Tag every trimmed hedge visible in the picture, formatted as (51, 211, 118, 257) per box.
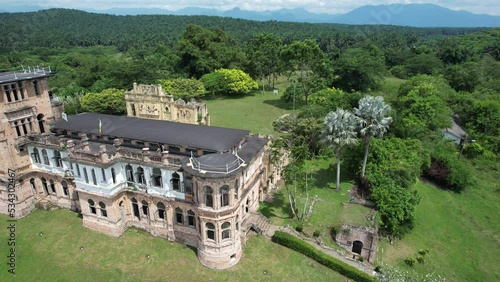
(271, 231, 374, 282)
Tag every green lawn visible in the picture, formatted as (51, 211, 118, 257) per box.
(0, 209, 347, 281)
(204, 91, 293, 135)
(377, 162, 500, 281)
(261, 156, 500, 281)
(260, 158, 375, 248)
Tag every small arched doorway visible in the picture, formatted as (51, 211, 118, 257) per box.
(352, 240, 363, 255)
(131, 198, 140, 220)
(37, 114, 45, 133)
(119, 201, 125, 222)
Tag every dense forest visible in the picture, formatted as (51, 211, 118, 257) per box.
(1, 9, 499, 279)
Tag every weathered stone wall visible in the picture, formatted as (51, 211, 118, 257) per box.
(125, 83, 210, 125)
(335, 224, 378, 264)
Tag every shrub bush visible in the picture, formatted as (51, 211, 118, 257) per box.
(416, 255, 425, 264)
(295, 224, 303, 233)
(271, 231, 374, 282)
(418, 249, 430, 256)
(424, 145, 472, 192)
(404, 257, 416, 267)
(313, 230, 321, 237)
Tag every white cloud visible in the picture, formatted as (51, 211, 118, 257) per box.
(10, 0, 500, 15)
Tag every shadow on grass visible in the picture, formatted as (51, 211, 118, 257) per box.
(262, 99, 294, 111)
(313, 161, 356, 189)
(259, 191, 293, 220)
(202, 92, 256, 101)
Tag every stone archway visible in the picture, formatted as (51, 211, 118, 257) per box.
(352, 240, 363, 255)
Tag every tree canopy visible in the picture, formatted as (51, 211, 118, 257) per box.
(80, 88, 126, 115)
(200, 68, 258, 95)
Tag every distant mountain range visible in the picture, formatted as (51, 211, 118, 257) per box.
(1, 3, 499, 27)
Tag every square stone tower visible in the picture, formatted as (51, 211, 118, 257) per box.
(0, 68, 63, 217)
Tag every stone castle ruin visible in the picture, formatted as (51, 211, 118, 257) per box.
(125, 83, 210, 125)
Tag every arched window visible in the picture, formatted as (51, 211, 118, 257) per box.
(152, 168, 162, 187)
(101, 168, 106, 182)
(131, 198, 139, 219)
(88, 199, 96, 214)
(171, 172, 180, 191)
(33, 80, 40, 96)
(187, 210, 195, 227)
(222, 222, 231, 240)
(76, 164, 81, 177)
(157, 202, 166, 220)
(49, 179, 56, 194)
(83, 168, 89, 183)
(41, 178, 48, 194)
(236, 215, 239, 231)
(99, 202, 107, 217)
(220, 185, 229, 207)
(91, 169, 97, 185)
(14, 121, 21, 137)
(141, 200, 149, 216)
(32, 148, 41, 163)
(30, 178, 36, 192)
(234, 179, 239, 199)
(42, 149, 50, 165)
(136, 166, 145, 184)
(37, 113, 44, 133)
(175, 207, 183, 224)
(206, 223, 215, 241)
(61, 180, 69, 196)
(204, 186, 213, 208)
(21, 119, 28, 135)
(125, 164, 134, 182)
(111, 168, 116, 184)
(54, 151, 62, 167)
(4, 85, 11, 102)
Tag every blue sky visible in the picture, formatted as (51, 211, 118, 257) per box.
(2, 0, 499, 15)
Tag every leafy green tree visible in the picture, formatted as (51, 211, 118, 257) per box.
(321, 108, 359, 191)
(443, 62, 479, 92)
(335, 48, 385, 92)
(354, 96, 393, 178)
(58, 92, 84, 115)
(80, 88, 126, 115)
(246, 32, 282, 90)
(200, 69, 257, 95)
(402, 53, 443, 77)
(157, 78, 205, 100)
(438, 38, 473, 65)
(371, 182, 420, 239)
(177, 24, 245, 78)
(309, 88, 362, 111)
(280, 39, 330, 105)
(396, 82, 451, 138)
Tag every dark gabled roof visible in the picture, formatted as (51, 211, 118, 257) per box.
(52, 113, 250, 152)
(0, 70, 55, 84)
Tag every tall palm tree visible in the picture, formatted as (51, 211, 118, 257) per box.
(354, 96, 393, 178)
(322, 108, 359, 191)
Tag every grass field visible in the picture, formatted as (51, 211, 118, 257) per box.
(261, 156, 500, 281)
(259, 158, 375, 249)
(0, 209, 346, 281)
(204, 91, 293, 135)
(376, 161, 500, 281)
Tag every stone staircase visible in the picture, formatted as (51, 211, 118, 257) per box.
(245, 212, 275, 237)
(36, 197, 55, 211)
